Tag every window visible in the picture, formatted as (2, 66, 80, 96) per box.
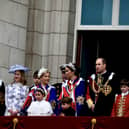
(81, 0, 113, 25)
(119, 0, 129, 25)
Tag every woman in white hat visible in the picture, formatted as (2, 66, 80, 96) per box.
(37, 67, 57, 115)
(22, 67, 57, 115)
(5, 64, 29, 116)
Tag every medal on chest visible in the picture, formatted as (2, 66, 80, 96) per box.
(91, 73, 114, 96)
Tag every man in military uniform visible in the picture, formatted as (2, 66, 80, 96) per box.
(86, 58, 120, 116)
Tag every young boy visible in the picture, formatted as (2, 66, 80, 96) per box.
(29, 70, 40, 92)
(111, 78, 129, 117)
(59, 97, 75, 116)
(27, 88, 53, 116)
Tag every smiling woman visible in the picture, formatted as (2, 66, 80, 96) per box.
(4, 64, 29, 116)
(36, 67, 58, 115)
(22, 67, 58, 116)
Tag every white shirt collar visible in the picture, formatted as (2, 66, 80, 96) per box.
(122, 91, 129, 97)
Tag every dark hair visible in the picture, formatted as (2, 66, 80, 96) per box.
(66, 63, 80, 78)
(120, 78, 129, 87)
(97, 57, 107, 65)
(35, 88, 45, 96)
(74, 65, 81, 77)
(60, 65, 66, 73)
(61, 97, 72, 104)
(33, 70, 39, 78)
(102, 58, 107, 64)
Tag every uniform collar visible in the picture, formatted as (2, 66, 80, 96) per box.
(97, 70, 107, 75)
(122, 91, 129, 97)
(70, 77, 79, 85)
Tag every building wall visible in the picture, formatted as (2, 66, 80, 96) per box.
(0, 0, 29, 84)
(0, 0, 76, 85)
(26, 0, 76, 84)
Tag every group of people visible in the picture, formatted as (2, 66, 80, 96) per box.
(0, 57, 129, 117)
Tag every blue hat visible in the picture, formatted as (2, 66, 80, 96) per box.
(9, 64, 30, 73)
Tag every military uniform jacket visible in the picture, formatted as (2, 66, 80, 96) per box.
(58, 77, 86, 116)
(86, 71, 120, 116)
(111, 92, 129, 117)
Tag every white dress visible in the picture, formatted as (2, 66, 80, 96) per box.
(27, 100, 53, 116)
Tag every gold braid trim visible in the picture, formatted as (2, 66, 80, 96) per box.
(87, 98, 94, 108)
(102, 80, 112, 96)
(92, 77, 112, 96)
(92, 80, 101, 94)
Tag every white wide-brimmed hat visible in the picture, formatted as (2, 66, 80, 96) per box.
(38, 67, 48, 78)
(9, 64, 30, 73)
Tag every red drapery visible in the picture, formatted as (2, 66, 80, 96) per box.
(0, 116, 129, 129)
